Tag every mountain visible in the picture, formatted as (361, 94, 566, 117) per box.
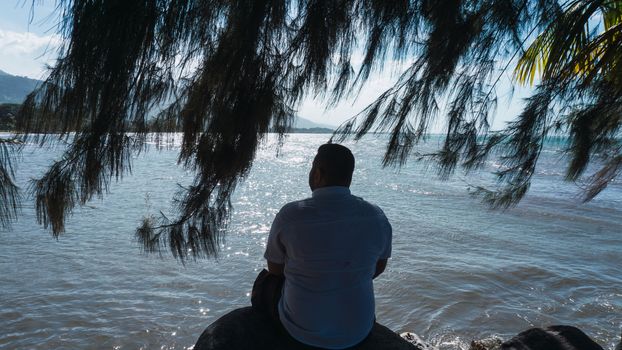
(0, 70, 337, 133)
(0, 69, 41, 104)
(288, 117, 335, 133)
(293, 117, 336, 130)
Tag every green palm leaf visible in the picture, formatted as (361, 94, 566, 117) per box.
(515, 0, 622, 86)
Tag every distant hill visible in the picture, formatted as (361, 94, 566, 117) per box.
(289, 126, 334, 134)
(289, 117, 335, 133)
(293, 117, 335, 130)
(263, 116, 335, 133)
(0, 70, 336, 133)
(0, 69, 41, 104)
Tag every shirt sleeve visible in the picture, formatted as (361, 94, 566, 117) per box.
(379, 215, 392, 259)
(264, 211, 286, 264)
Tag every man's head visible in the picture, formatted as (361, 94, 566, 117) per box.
(308, 143, 355, 191)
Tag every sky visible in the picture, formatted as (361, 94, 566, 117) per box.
(0, 1, 60, 79)
(0, 1, 531, 130)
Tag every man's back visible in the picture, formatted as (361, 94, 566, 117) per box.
(264, 186, 392, 349)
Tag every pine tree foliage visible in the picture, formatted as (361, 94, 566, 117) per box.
(0, 138, 20, 229)
(0, 0, 619, 258)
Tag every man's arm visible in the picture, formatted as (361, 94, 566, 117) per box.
(374, 211, 392, 279)
(267, 260, 284, 276)
(373, 258, 388, 279)
(264, 211, 286, 275)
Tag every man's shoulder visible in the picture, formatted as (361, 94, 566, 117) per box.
(351, 196, 392, 240)
(277, 194, 389, 223)
(276, 197, 313, 217)
(280, 197, 311, 210)
(351, 195, 388, 218)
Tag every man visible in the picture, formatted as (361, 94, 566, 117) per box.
(260, 143, 392, 349)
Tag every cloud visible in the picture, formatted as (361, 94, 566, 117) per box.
(0, 29, 61, 78)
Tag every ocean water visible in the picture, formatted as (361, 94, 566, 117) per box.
(0, 133, 620, 349)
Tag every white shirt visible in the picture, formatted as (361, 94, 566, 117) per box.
(264, 186, 392, 349)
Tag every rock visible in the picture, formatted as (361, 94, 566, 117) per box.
(400, 332, 431, 349)
(470, 338, 503, 350)
(194, 307, 422, 350)
(500, 325, 604, 350)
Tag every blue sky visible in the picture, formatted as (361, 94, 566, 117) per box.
(0, 1, 530, 130)
(0, 1, 59, 79)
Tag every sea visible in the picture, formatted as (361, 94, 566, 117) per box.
(0, 133, 620, 349)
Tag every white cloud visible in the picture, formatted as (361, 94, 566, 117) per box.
(0, 29, 61, 78)
(299, 57, 530, 131)
(298, 74, 398, 128)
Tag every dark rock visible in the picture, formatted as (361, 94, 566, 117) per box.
(194, 307, 421, 350)
(470, 338, 502, 350)
(400, 332, 431, 349)
(500, 325, 604, 350)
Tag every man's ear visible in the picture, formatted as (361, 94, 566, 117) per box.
(314, 167, 324, 186)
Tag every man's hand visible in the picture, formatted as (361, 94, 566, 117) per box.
(373, 259, 388, 279)
(267, 260, 284, 276)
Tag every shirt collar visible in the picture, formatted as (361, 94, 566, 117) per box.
(311, 186, 351, 198)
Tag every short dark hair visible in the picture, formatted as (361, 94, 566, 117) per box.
(314, 143, 355, 186)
